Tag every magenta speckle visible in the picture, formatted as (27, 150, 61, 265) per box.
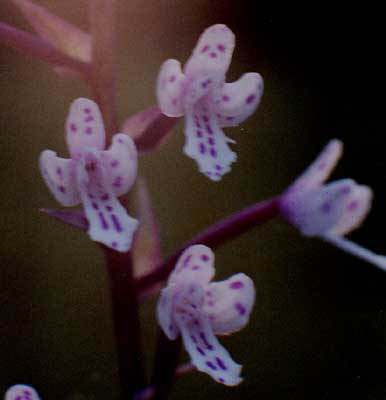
(111, 241, 118, 248)
(206, 124, 213, 134)
(192, 265, 200, 271)
(84, 108, 91, 113)
(56, 166, 62, 175)
(106, 205, 113, 212)
(70, 123, 77, 132)
(92, 202, 99, 210)
(111, 159, 119, 167)
(98, 212, 109, 230)
(196, 130, 203, 138)
(348, 200, 359, 210)
(111, 214, 123, 232)
(196, 346, 205, 356)
(215, 164, 222, 171)
(206, 361, 217, 370)
(113, 176, 122, 187)
(226, 116, 234, 121)
(246, 94, 256, 104)
(183, 254, 192, 266)
(230, 281, 244, 289)
(203, 115, 209, 122)
(210, 148, 217, 158)
(217, 44, 225, 52)
(208, 137, 215, 145)
(216, 357, 227, 370)
(235, 302, 246, 316)
(169, 75, 176, 82)
(199, 143, 206, 154)
(222, 95, 230, 102)
(58, 185, 66, 193)
(85, 126, 93, 135)
(210, 52, 217, 58)
(201, 45, 209, 53)
(201, 254, 209, 262)
(172, 98, 178, 106)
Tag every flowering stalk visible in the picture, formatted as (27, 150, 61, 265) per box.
(104, 248, 146, 398)
(137, 196, 280, 293)
(88, 0, 118, 139)
(0, 21, 90, 77)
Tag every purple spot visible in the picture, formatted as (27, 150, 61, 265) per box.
(226, 116, 234, 121)
(169, 75, 176, 82)
(209, 314, 216, 321)
(206, 124, 213, 134)
(56, 166, 62, 175)
(215, 164, 222, 171)
(191, 335, 197, 343)
(219, 378, 225, 383)
(246, 94, 256, 104)
(113, 176, 122, 187)
(207, 300, 214, 307)
(210, 148, 217, 158)
(183, 255, 192, 266)
(111, 214, 123, 232)
(201, 45, 209, 53)
(101, 193, 110, 201)
(98, 212, 109, 230)
(70, 123, 77, 132)
(111, 241, 118, 248)
(208, 137, 215, 145)
(85, 126, 93, 135)
(84, 115, 94, 122)
(235, 302, 246, 316)
(348, 200, 358, 210)
(192, 265, 200, 271)
(341, 186, 351, 194)
(222, 95, 230, 102)
(199, 143, 206, 154)
(194, 319, 200, 326)
(203, 115, 209, 122)
(88, 193, 95, 199)
(118, 138, 124, 144)
(84, 108, 91, 114)
(196, 346, 205, 356)
(201, 254, 209, 262)
(195, 121, 201, 128)
(230, 281, 244, 289)
(206, 290, 212, 297)
(106, 205, 113, 212)
(111, 159, 119, 167)
(215, 172, 221, 177)
(206, 361, 217, 370)
(196, 129, 203, 138)
(58, 185, 66, 193)
(217, 44, 225, 52)
(216, 357, 227, 370)
(200, 332, 214, 350)
(92, 202, 99, 210)
(210, 52, 217, 58)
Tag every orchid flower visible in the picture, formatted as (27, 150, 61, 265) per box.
(280, 139, 386, 271)
(4, 385, 40, 400)
(157, 245, 255, 385)
(40, 98, 138, 252)
(157, 24, 263, 181)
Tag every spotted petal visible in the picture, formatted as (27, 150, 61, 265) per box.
(5, 384, 40, 400)
(203, 273, 255, 335)
(184, 99, 236, 181)
(290, 139, 343, 193)
(157, 59, 186, 117)
(39, 150, 80, 206)
(157, 286, 179, 340)
(184, 24, 235, 76)
(329, 183, 373, 236)
(76, 152, 138, 252)
(100, 134, 138, 197)
(66, 98, 106, 158)
(175, 308, 242, 386)
(168, 245, 215, 286)
(213, 73, 264, 127)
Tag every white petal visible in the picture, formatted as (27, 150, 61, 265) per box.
(100, 134, 138, 197)
(39, 150, 80, 206)
(289, 139, 343, 193)
(184, 24, 235, 76)
(282, 179, 356, 236)
(175, 309, 243, 386)
(65, 98, 106, 158)
(168, 245, 215, 286)
(203, 273, 255, 335)
(213, 73, 264, 127)
(183, 99, 236, 181)
(156, 59, 186, 117)
(329, 184, 373, 236)
(157, 286, 179, 340)
(76, 152, 138, 252)
(4, 384, 40, 400)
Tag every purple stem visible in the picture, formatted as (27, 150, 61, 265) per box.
(137, 196, 280, 293)
(104, 249, 146, 398)
(0, 21, 90, 77)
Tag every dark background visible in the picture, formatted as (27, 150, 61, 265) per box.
(0, 1, 385, 399)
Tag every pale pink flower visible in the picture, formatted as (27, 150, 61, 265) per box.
(157, 245, 255, 385)
(4, 384, 40, 400)
(40, 98, 138, 252)
(280, 139, 386, 270)
(157, 24, 263, 181)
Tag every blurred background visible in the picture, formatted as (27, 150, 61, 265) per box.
(0, 1, 385, 399)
